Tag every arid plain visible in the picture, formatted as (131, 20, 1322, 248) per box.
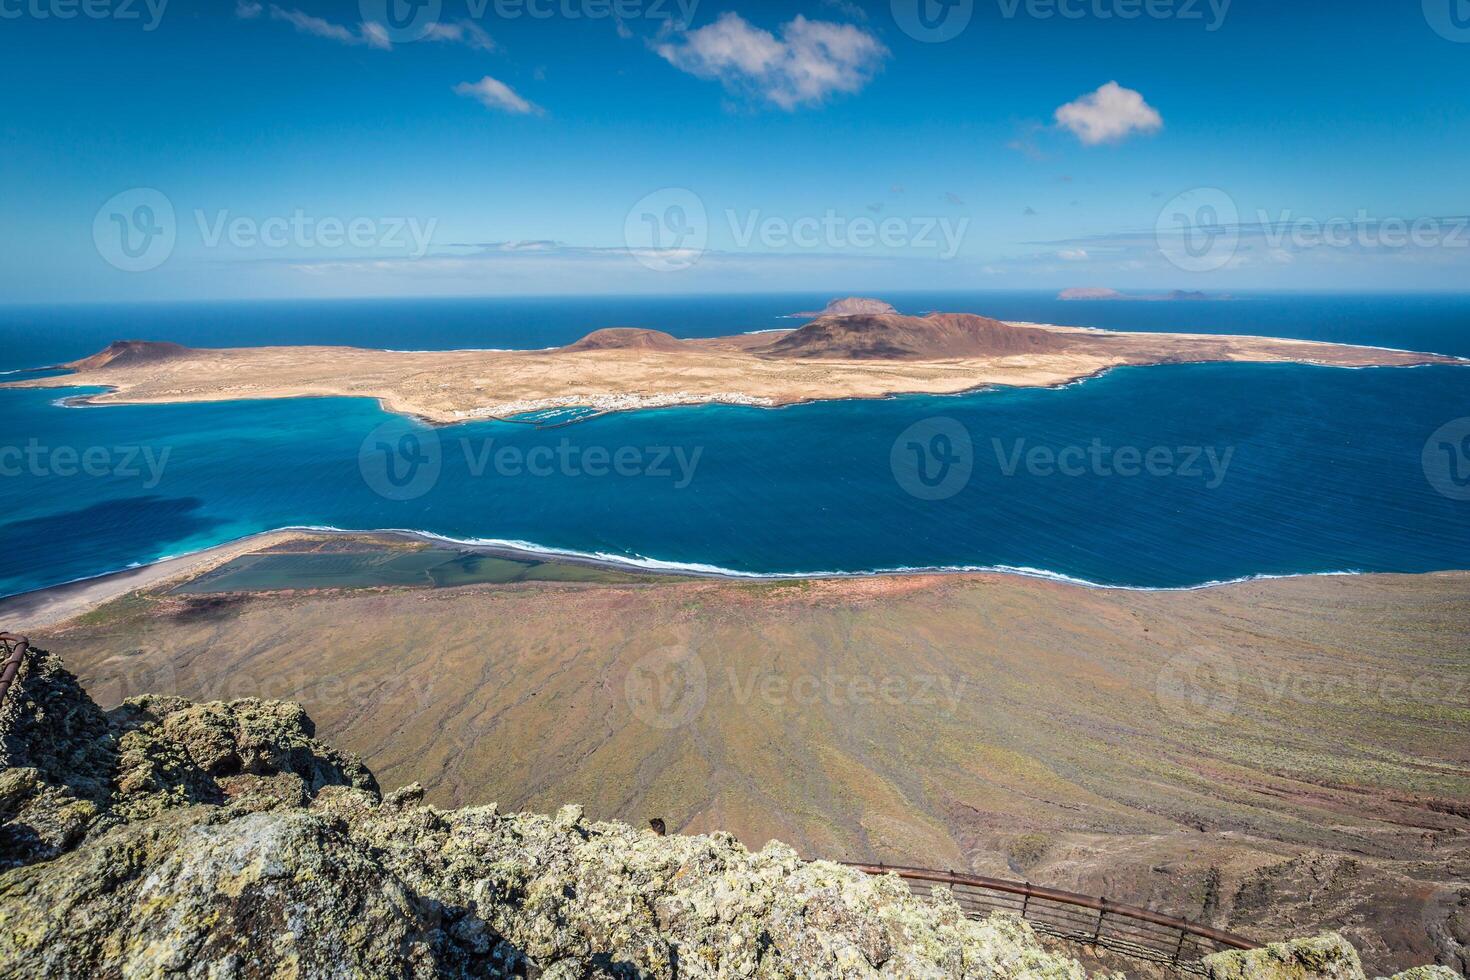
(21, 531, 1470, 976)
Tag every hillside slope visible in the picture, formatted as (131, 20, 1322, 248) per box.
(1, 642, 1452, 978)
(758, 313, 1076, 360)
(0, 644, 1092, 977)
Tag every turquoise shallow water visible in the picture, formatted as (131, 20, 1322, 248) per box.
(2, 359, 1468, 597)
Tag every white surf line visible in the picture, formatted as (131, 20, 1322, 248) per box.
(273, 525, 1385, 593)
(0, 525, 1450, 608)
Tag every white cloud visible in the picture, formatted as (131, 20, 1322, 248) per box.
(423, 20, 496, 51)
(258, 8, 492, 52)
(1058, 249, 1089, 261)
(656, 12, 887, 110)
(268, 6, 391, 49)
(1054, 82, 1162, 146)
(454, 76, 543, 115)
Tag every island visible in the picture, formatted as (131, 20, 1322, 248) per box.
(1058, 287, 1227, 301)
(5, 310, 1461, 424)
(785, 296, 899, 317)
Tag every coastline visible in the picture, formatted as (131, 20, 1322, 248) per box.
(6, 317, 1463, 425)
(4, 523, 1464, 630)
(28, 355, 1465, 432)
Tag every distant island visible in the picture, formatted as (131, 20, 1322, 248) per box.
(1058, 287, 1229, 302)
(785, 296, 898, 317)
(7, 308, 1461, 424)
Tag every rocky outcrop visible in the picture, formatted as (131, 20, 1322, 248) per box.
(759, 313, 1076, 361)
(1203, 933, 1459, 980)
(562, 328, 686, 353)
(0, 644, 1456, 978)
(65, 339, 191, 371)
(790, 298, 900, 317)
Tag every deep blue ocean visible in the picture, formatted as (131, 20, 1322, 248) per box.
(2, 292, 1468, 596)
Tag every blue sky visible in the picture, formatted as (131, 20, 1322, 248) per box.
(2, 0, 1468, 301)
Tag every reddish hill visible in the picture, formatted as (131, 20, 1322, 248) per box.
(67, 341, 192, 371)
(561, 328, 686, 353)
(757, 313, 1073, 361)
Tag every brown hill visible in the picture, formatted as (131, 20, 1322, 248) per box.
(758, 313, 1075, 360)
(561, 328, 685, 353)
(789, 297, 898, 317)
(67, 340, 191, 371)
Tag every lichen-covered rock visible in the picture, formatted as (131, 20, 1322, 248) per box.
(0, 642, 1453, 979)
(0, 647, 113, 801)
(1202, 934, 1460, 980)
(108, 692, 378, 818)
(0, 644, 376, 872)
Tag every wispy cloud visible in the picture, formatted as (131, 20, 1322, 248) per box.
(251, 7, 494, 53)
(265, 5, 391, 49)
(423, 20, 496, 52)
(454, 76, 543, 115)
(655, 12, 887, 110)
(1054, 82, 1162, 146)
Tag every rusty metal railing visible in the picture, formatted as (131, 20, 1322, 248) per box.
(847, 863, 1254, 974)
(0, 634, 29, 704)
